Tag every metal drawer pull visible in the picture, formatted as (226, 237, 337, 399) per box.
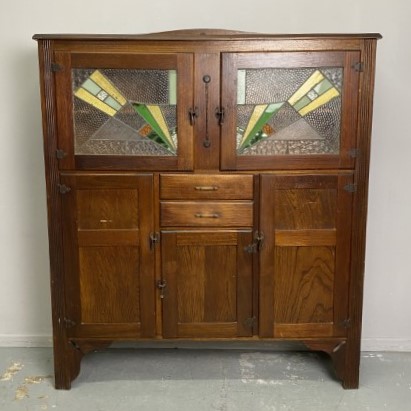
(194, 186, 219, 191)
(194, 213, 220, 219)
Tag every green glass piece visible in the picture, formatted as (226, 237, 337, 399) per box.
(81, 78, 101, 96)
(239, 102, 283, 151)
(132, 103, 175, 153)
(314, 78, 333, 95)
(104, 96, 122, 111)
(293, 96, 311, 112)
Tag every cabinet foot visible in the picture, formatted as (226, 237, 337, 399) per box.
(53, 340, 112, 389)
(303, 340, 359, 389)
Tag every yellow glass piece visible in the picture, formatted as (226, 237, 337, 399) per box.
(146, 105, 175, 149)
(288, 70, 324, 106)
(299, 87, 340, 116)
(74, 88, 116, 116)
(89, 71, 127, 106)
(241, 104, 268, 146)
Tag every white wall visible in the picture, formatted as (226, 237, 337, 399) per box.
(0, 0, 410, 350)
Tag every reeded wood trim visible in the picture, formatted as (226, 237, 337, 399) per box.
(37, 39, 80, 389)
(342, 38, 379, 389)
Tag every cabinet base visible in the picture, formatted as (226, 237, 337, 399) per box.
(53, 338, 359, 389)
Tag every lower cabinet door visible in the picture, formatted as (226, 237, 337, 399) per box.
(259, 173, 354, 338)
(60, 173, 155, 339)
(161, 230, 254, 338)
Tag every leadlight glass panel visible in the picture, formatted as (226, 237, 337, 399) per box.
(72, 69, 178, 156)
(236, 67, 343, 156)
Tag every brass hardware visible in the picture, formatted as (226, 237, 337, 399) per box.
(215, 107, 225, 125)
(188, 107, 199, 125)
(203, 75, 211, 83)
(58, 184, 71, 194)
(56, 149, 67, 159)
(156, 279, 167, 299)
(149, 232, 160, 250)
(194, 186, 219, 191)
(194, 213, 220, 219)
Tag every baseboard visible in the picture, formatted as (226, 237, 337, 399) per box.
(0, 335, 52, 347)
(361, 338, 411, 352)
(0, 336, 410, 351)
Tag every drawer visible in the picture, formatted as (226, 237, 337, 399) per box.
(160, 174, 253, 200)
(160, 201, 253, 227)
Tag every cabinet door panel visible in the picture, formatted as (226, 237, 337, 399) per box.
(162, 231, 253, 338)
(259, 174, 353, 338)
(221, 52, 360, 170)
(60, 173, 155, 338)
(54, 52, 194, 170)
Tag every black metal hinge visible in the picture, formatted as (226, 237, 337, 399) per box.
(63, 318, 76, 328)
(57, 184, 71, 194)
(344, 183, 357, 193)
(352, 62, 364, 72)
(56, 149, 67, 159)
(149, 232, 160, 250)
(51, 63, 63, 72)
(348, 148, 360, 158)
(244, 231, 264, 253)
(243, 316, 257, 328)
(340, 318, 352, 329)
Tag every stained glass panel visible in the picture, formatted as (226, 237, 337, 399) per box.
(72, 69, 178, 156)
(236, 67, 343, 155)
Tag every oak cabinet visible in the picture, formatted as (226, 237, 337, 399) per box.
(34, 30, 381, 389)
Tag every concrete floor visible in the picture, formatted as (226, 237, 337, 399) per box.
(0, 347, 410, 411)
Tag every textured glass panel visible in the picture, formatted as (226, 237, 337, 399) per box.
(237, 67, 343, 156)
(72, 69, 178, 156)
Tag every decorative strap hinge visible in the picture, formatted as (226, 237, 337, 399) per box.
(244, 231, 264, 253)
(149, 232, 160, 250)
(352, 62, 364, 72)
(51, 63, 63, 72)
(344, 183, 357, 193)
(57, 184, 71, 194)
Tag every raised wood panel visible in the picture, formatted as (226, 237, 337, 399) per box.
(273, 246, 335, 327)
(161, 230, 253, 338)
(77, 189, 139, 229)
(79, 246, 140, 323)
(274, 189, 337, 229)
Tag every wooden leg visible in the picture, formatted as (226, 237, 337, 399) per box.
(53, 340, 83, 390)
(303, 339, 360, 389)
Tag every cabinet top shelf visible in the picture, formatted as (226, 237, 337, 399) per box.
(32, 29, 382, 41)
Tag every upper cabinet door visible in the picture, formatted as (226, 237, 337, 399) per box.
(54, 52, 194, 170)
(221, 51, 360, 170)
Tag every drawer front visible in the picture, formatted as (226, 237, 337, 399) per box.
(161, 201, 253, 227)
(160, 174, 253, 200)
